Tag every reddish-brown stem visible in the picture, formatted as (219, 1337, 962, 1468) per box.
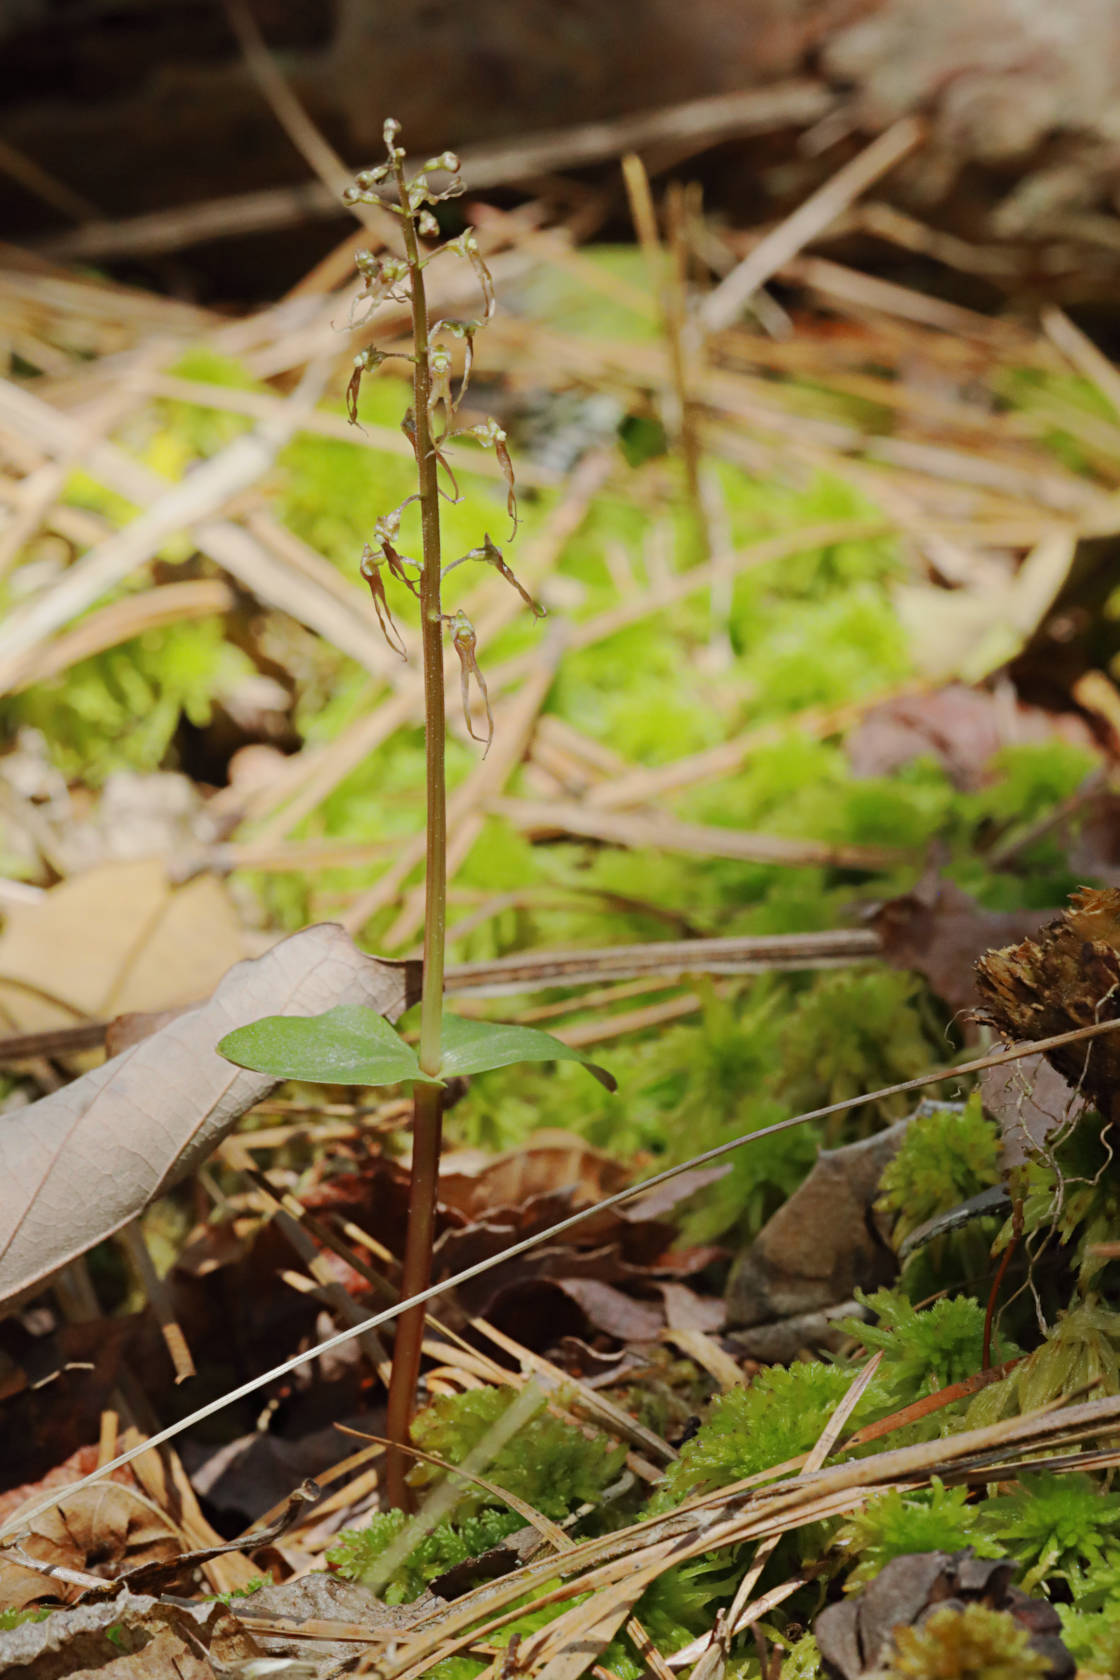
(382, 139, 447, 1513)
(383, 1079, 443, 1510)
(982, 1233, 1018, 1370)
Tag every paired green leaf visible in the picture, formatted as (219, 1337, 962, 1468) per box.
(436, 1013, 616, 1090)
(217, 1006, 440, 1088)
(218, 1008, 616, 1092)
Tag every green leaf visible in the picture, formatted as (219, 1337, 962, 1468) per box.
(437, 1014, 617, 1091)
(218, 1005, 440, 1087)
(217, 1008, 617, 1092)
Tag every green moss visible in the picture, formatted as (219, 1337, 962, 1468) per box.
(203, 1576, 270, 1606)
(884, 1603, 1050, 1679)
(965, 740, 1098, 831)
(780, 1632, 824, 1679)
(1060, 1596, 1120, 1673)
(651, 1362, 886, 1513)
(850, 1290, 1007, 1407)
(1015, 1114, 1120, 1286)
(424, 1661, 488, 1680)
(0, 1608, 53, 1630)
(980, 1472, 1120, 1595)
(967, 1301, 1120, 1429)
(513, 246, 658, 344)
(876, 1097, 1002, 1251)
(327, 1504, 524, 1602)
(410, 1385, 626, 1520)
(741, 588, 910, 712)
(774, 969, 941, 1133)
(9, 616, 254, 782)
(833, 1481, 1001, 1587)
(600, 1556, 740, 1671)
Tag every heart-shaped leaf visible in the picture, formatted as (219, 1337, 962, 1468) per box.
(218, 1005, 440, 1087)
(438, 1014, 617, 1090)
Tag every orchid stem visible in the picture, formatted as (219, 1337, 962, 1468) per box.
(383, 141, 446, 1514)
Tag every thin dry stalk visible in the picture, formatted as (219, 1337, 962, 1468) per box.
(116, 1219, 196, 1385)
(0, 360, 353, 691)
(236, 1159, 393, 1383)
(224, 0, 398, 248)
(369, 1393, 1120, 1680)
(583, 682, 922, 810)
(491, 796, 908, 871)
(12, 579, 236, 690)
(700, 118, 924, 333)
(712, 1356, 883, 1656)
(1041, 303, 1120, 420)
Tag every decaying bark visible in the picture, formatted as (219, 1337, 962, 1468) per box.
(975, 887, 1120, 1124)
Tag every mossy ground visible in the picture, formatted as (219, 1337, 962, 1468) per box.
(8, 251, 1120, 1677)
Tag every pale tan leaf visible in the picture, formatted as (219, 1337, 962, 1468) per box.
(0, 860, 245, 1035)
(0, 923, 416, 1308)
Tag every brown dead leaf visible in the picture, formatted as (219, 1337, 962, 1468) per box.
(0, 859, 245, 1036)
(614, 1166, 731, 1224)
(237, 1569, 410, 1627)
(847, 683, 1100, 790)
(0, 1482, 180, 1611)
(0, 923, 418, 1310)
(725, 1121, 909, 1330)
(658, 1281, 726, 1335)
(70, 1623, 215, 1679)
(437, 1130, 634, 1220)
(869, 874, 1053, 1017)
(549, 1278, 664, 1343)
(975, 886, 1120, 1121)
(0, 1594, 260, 1680)
(0, 1327, 139, 1494)
(1064, 788, 1120, 884)
(815, 1550, 1073, 1680)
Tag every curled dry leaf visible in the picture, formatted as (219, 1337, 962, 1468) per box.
(547, 1276, 664, 1343)
(980, 1053, 1085, 1167)
(0, 924, 418, 1311)
(0, 1482, 181, 1612)
(437, 1130, 633, 1220)
(847, 683, 1100, 791)
(0, 1593, 261, 1679)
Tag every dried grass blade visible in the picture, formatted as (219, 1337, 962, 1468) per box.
(13, 580, 236, 691)
(492, 797, 909, 871)
(518, 1540, 678, 1680)
(335, 1424, 568, 1550)
(701, 118, 923, 333)
(116, 1219, 196, 1385)
(716, 1354, 883, 1653)
(0, 360, 332, 690)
